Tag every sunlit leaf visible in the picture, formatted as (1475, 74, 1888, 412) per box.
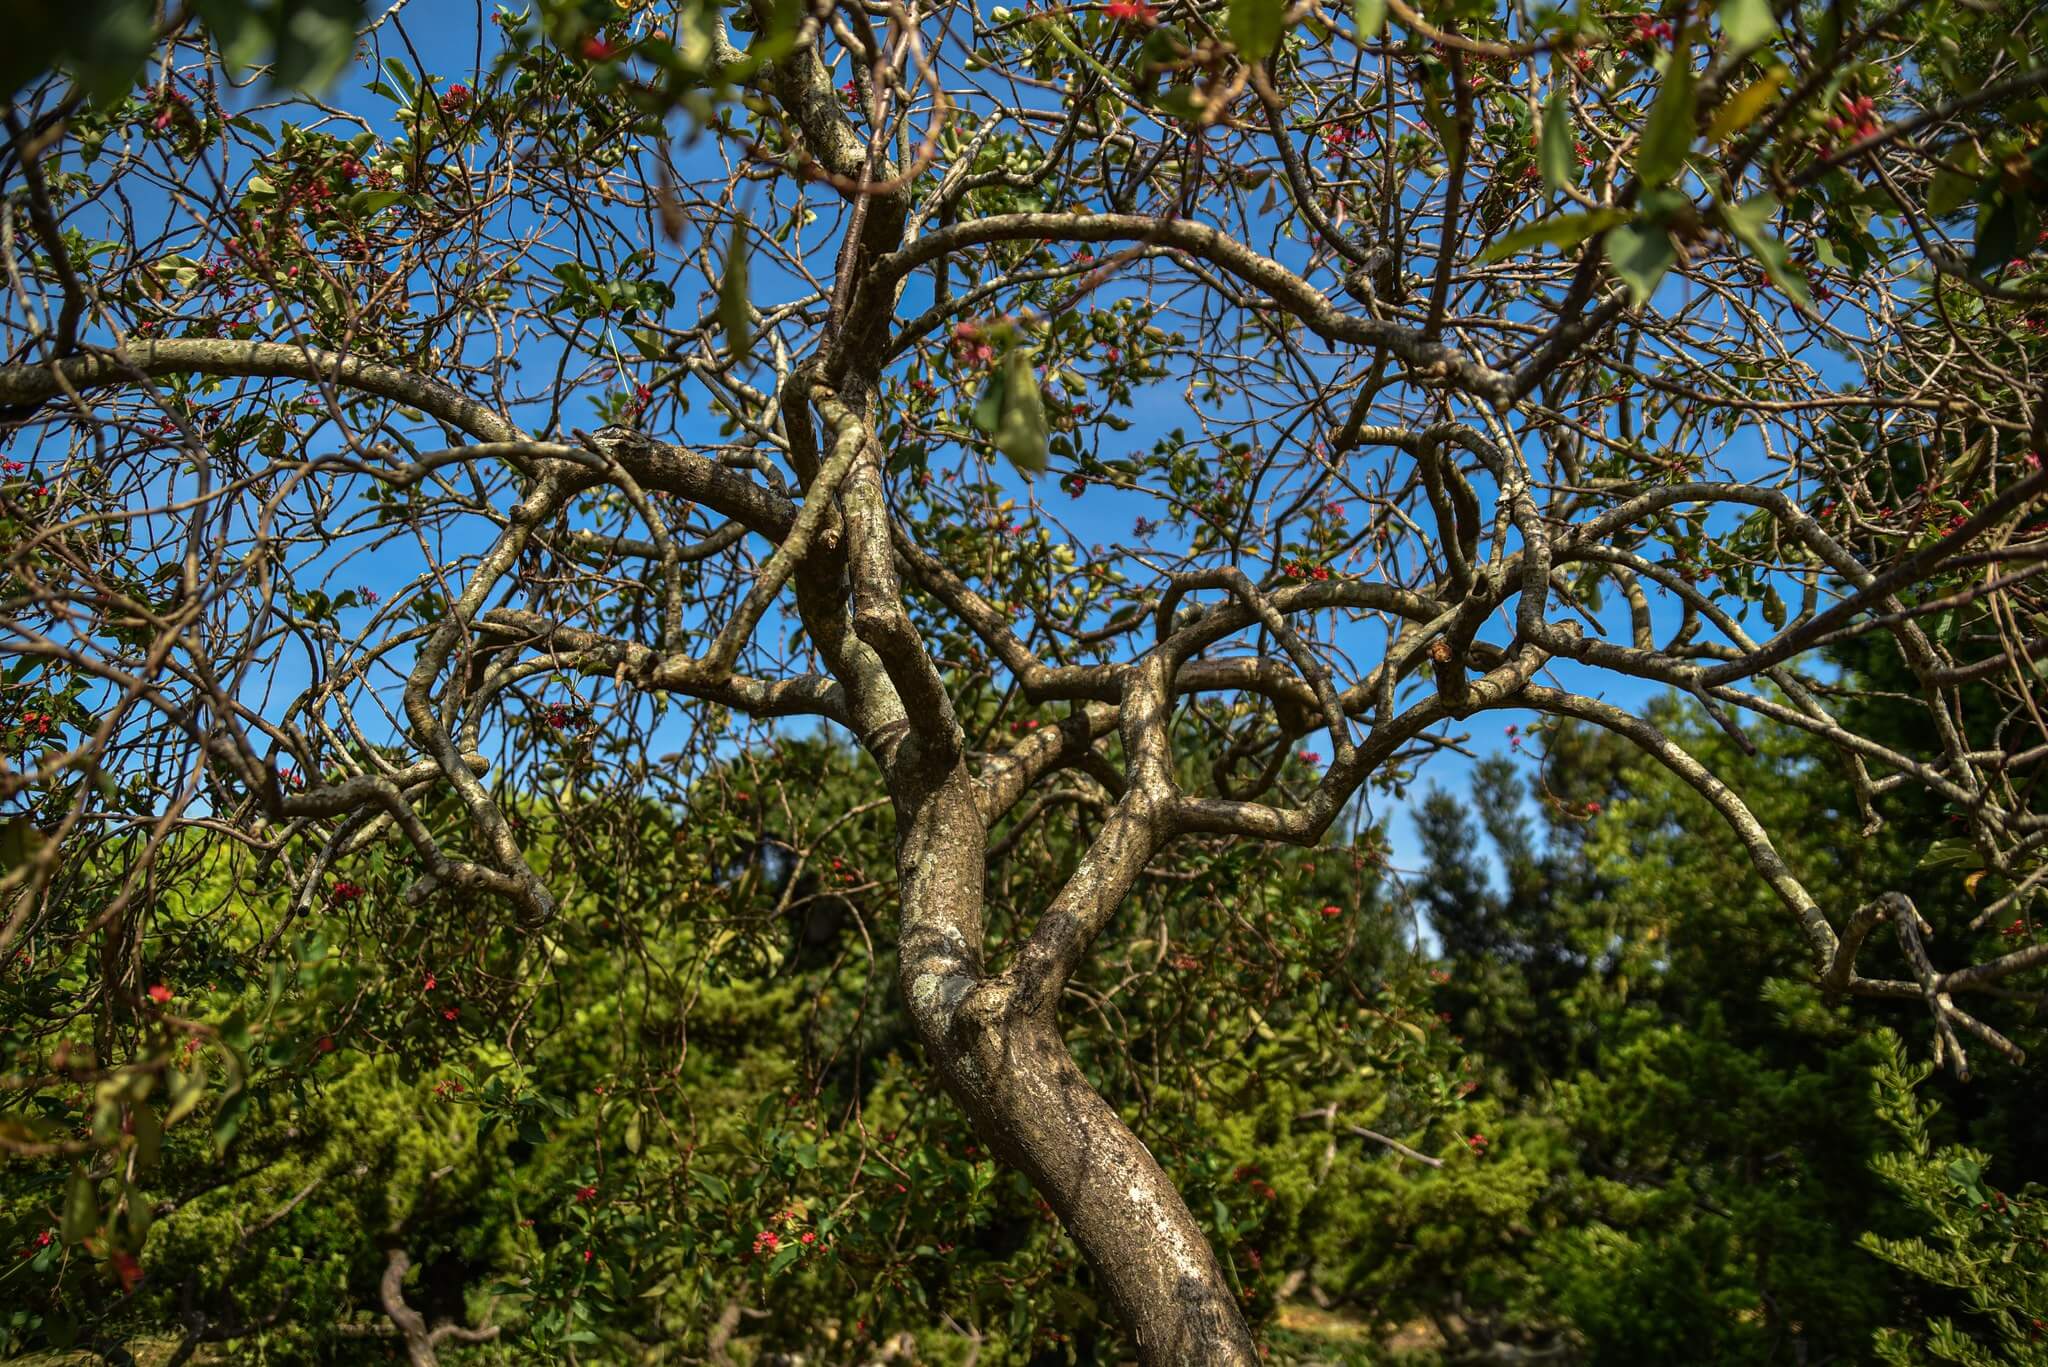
(719, 214, 753, 359)
(1540, 87, 1575, 193)
(1718, 0, 1777, 49)
(1228, 0, 1287, 60)
(975, 347, 1049, 474)
(1479, 208, 1625, 262)
(1705, 66, 1784, 141)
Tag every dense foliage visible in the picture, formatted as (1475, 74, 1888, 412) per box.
(5, 702, 2044, 1362)
(4, 0, 2048, 1359)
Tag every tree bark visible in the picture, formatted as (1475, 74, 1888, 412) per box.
(947, 993, 1258, 1364)
(892, 774, 1258, 1365)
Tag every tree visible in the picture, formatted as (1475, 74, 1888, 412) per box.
(3, 729, 1459, 1361)
(4, 0, 2048, 1357)
(1866, 1032, 2048, 1367)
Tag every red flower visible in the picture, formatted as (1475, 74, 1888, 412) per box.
(1297, 750, 1320, 765)
(424, 972, 437, 991)
(331, 880, 364, 904)
(1467, 1133, 1489, 1152)
(316, 1035, 335, 1053)
(439, 84, 471, 112)
(581, 36, 619, 60)
(1320, 904, 1342, 918)
(442, 1007, 458, 1021)
(1104, 0, 1157, 23)
(583, 1248, 594, 1262)
(801, 1230, 817, 1244)
(576, 1185, 598, 1203)
(147, 984, 172, 1004)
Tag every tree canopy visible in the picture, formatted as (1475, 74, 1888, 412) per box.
(3, 0, 2047, 1358)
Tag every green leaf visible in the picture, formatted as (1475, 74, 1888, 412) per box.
(975, 347, 1050, 474)
(1478, 208, 1625, 263)
(1606, 222, 1677, 306)
(1135, 23, 1192, 94)
(1813, 0, 1844, 66)
(62, 1167, 97, 1244)
(383, 57, 419, 102)
(124, 1179, 154, 1245)
(1149, 85, 1208, 122)
(133, 1103, 162, 1171)
(270, 0, 360, 91)
(1917, 838, 1979, 870)
(1721, 195, 1811, 305)
(0, 816, 48, 872)
(1706, 66, 1784, 141)
(1718, 0, 1776, 49)
(351, 190, 407, 215)
(1539, 86, 1575, 194)
(1353, 0, 1387, 39)
(195, 0, 271, 75)
(69, 0, 157, 102)
(1635, 54, 1697, 190)
(213, 1087, 250, 1154)
(1971, 193, 2035, 277)
(1227, 0, 1286, 59)
(165, 1060, 208, 1127)
(971, 354, 1011, 438)
(719, 214, 752, 359)
(1927, 167, 1977, 220)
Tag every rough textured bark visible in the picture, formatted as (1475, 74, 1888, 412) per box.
(891, 773, 1260, 1363)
